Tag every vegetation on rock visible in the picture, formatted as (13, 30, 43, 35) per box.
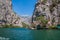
(48, 25, 57, 29)
(22, 22, 29, 28)
(36, 15, 48, 27)
(0, 24, 20, 28)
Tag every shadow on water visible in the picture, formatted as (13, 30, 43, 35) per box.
(31, 29, 60, 40)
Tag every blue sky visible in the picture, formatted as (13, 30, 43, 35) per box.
(12, 0, 37, 16)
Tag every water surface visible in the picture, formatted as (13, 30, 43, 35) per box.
(0, 28, 60, 40)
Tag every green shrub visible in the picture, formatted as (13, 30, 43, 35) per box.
(22, 22, 29, 28)
(49, 25, 57, 29)
(1, 24, 20, 28)
(36, 15, 48, 27)
(43, 0, 47, 3)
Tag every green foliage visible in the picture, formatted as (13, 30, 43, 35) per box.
(3, 24, 11, 28)
(36, 15, 44, 21)
(49, 25, 57, 29)
(1, 24, 20, 28)
(43, 0, 47, 3)
(36, 15, 48, 27)
(42, 20, 48, 24)
(22, 22, 29, 28)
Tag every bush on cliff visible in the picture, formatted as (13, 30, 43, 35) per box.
(36, 15, 48, 27)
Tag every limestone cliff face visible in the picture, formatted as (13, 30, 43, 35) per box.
(32, 0, 60, 27)
(0, 0, 22, 27)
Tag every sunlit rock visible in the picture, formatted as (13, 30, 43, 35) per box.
(32, 0, 60, 28)
(0, 0, 23, 27)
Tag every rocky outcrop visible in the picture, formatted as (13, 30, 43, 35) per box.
(0, 0, 22, 27)
(32, 0, 60, 28)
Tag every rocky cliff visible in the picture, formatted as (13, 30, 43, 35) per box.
(32, 0, 60, 28)
(0, 0, 23, 27)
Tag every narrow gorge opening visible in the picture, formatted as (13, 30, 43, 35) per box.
(11, 0, 37, 28)
(12, 0, 37, 17)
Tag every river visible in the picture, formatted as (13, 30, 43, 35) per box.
(0, 28, 60, 40)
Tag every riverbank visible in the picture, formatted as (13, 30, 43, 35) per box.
(29, 27, 60, 30)
(0, 26, 60, 30)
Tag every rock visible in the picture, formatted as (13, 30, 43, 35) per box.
(0, 0, 23, 27)
(32, 0, 60, 28)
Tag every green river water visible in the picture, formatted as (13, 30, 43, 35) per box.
(0, 28, 60, 40)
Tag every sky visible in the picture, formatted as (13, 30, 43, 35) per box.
(12, 0, 37, 17)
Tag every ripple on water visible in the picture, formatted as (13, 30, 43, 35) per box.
(0, 28, 60, 40)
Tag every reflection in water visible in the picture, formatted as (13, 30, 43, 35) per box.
(0, 28, 60, 40)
